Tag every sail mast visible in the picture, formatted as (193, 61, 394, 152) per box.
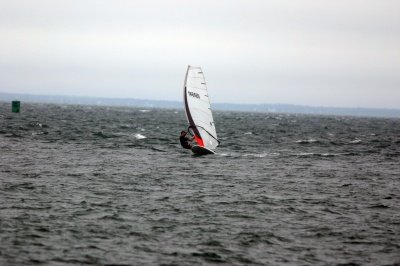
(183, 65, 203, 145)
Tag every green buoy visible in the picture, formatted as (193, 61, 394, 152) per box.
(12, 101, 20, 113)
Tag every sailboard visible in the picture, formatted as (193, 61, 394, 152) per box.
(183, 65, 219, 155)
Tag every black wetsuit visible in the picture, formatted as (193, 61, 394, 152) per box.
(180, 135, 192, 149)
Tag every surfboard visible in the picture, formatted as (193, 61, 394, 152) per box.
(183, 65, 219, 155)
(191, 145, 215, 155)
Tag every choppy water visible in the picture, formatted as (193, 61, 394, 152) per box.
(1, 102, 399, 265)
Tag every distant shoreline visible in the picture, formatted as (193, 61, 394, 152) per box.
(1, 92, 399, 118)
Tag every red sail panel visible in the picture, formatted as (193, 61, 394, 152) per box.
(194, 135, 204, 147)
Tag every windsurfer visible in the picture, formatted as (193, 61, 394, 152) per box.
(180, 130, 194, 149)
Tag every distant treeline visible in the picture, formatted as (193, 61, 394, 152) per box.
(1, 92, 399, 118)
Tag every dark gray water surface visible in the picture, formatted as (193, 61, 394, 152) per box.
(1, 102, 399, 265)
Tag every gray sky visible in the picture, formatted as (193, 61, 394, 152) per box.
(0, 0, 399, 108)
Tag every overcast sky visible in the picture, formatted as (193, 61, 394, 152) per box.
(0, 0, 399, 108)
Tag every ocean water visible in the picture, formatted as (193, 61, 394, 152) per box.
(1, 102, 399, 265)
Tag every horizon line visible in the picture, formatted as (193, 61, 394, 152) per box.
(1, 91, 399, 111)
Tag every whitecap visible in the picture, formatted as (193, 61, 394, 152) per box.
(268, 152, 281, 157)
(349, 139, 361, 144)
(31, 131, 45, 136)
(296, 139, 318, 144)
(134, 133, 146, 139)
(243, 152, 280, 158)
(321, 153, 335, 157)
(139, 109, 150, 113)
(244, 132, 253, 135)
(243, 153, 267, 158)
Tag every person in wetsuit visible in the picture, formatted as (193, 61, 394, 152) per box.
(180, 130, 194, 149)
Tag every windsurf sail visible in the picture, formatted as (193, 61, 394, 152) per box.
(183, 65, 219, 151)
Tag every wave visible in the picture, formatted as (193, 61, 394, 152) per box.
(243, 152, 280, 158)
(92, 131, 120, 138)
(31, 131, 48, 136)
(296, 152, 336, 157)
(4, 133, 23, 138)
(296, 139, 320, 144)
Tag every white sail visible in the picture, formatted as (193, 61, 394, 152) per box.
(183, 65, 219, 151)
